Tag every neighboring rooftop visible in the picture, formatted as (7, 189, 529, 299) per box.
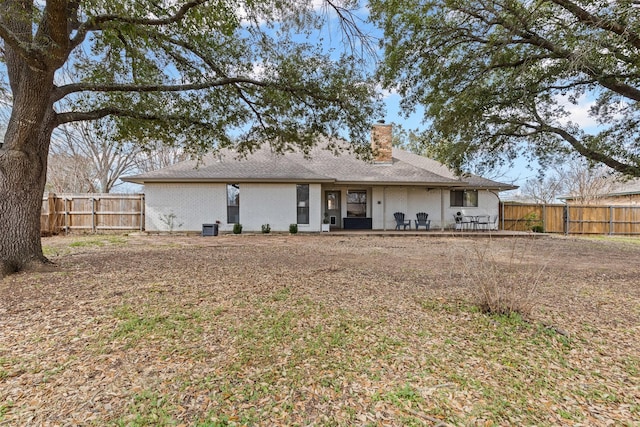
(559, 178, 640, 201)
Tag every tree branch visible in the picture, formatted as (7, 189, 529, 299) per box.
(551, 0, 640, 49)
(0, 4, 47, 70)
(53, 77, 269, 101)
(483, 9, 640, 102)
(524, 108, 640, 176)
(55, 107, 214, 127)
(69, 0, 209, 51)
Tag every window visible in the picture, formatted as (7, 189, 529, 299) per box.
(227, 184, 239, 223)
(347, 190, 367, 217)
(296, 184, 309, 224)
(450, 190, 478, 207)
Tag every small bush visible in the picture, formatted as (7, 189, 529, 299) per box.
(233, 223, 243, 234)
(531, 225, 544, 233)
(289, 224, 298, 234)
(261, 224, 271, 234)
(460, 240, 546, 318)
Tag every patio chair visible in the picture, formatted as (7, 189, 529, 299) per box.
(394, 212, 411, 230)
(453, 213, 464, 231)
(490, 215, 499, 231)
(414, 212, 431, 230)
(476, 215, 490, 231)
(462, 215, 475, 231)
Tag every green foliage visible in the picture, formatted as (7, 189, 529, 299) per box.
(369, 0, 640, 177)
(232, 223, 243, 234)
(29, 1, 379, 157)
(113, 390, 177, 427)
(523, 212, 543, 232)
(531, 225, 545, 233)
(289, 223, 298, 234)
(261, 224, 271, 234)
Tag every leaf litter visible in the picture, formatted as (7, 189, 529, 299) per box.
(1, 234, 639, 426)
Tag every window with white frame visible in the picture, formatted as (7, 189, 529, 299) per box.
(450, 190, 478, 207)
(296, 184, 309, 224)
(227, 184, 239, 223)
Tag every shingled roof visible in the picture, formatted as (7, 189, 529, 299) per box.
(123, 145, 516, 190)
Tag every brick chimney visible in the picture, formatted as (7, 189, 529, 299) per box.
(371, 121, 393, 163)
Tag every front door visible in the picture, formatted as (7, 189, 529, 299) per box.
(325, 191, 341, 229)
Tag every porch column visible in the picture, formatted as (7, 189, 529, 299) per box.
(440, 188, 446, 231)
(383, 187, 387, 231)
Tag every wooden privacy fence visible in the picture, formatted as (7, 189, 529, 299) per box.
(500, 202, 640, 235)
(41, 193, 145, 235)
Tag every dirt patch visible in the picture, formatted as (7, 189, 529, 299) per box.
(1, 234, 639, 425)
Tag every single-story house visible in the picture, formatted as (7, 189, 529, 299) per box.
(123, 124, 517, 233)
(558, 178, 640, 206)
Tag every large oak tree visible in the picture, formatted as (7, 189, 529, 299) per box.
(0, 0, 379, 276)
(370, 0, 640, 177)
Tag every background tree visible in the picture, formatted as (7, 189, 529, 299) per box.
(133, 140, 188, 175)
(370, 0, 640, 177)
(47, 118, 140, 193)
(520, 174, 567, 204)
(0, 0, 380, 276)
(519, 158, 619, 203)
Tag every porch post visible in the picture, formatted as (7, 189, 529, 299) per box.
(383, 187, 387, 231)
(440, 188, 446, 231)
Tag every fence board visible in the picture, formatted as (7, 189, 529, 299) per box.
(501, 203, 640, 235)
(41, 196, 640, 236)
(41, 193, 145, 235)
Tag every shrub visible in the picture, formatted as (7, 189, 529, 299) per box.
(523, 212, 543, 232)
(289, 224, 298, 234)
(261, 224, 271, 234)
(233, 223, 243, 234)
(460, 240, 546, 318)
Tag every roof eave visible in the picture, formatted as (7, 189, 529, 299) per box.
(121, 177, 336, 184)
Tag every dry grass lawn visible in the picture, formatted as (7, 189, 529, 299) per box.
(1, 233, 639, 426)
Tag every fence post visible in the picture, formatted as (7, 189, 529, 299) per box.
(47, 193, 57, 234)
(609, 205, 613, 236)
(91, 197, 97, 233)
(564, 205, 569, 235)
(140, 193, 145, 231)
(64, 197, 69, 235)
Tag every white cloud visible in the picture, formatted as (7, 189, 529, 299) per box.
(554, 93, 600, 131)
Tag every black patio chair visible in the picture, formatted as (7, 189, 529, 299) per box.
(394, 212, 411, 230)
(414, 212, 431, 230)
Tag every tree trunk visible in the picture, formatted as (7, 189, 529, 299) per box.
(0, 70, 55, 277)
(0, 147, 50, 276)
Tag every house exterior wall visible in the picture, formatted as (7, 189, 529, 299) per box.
(240, 183, 322, 232)
(144, 183, 502, 233)
(145, 182, 322, 233)
(145, 183, 225, 232)
(371, 187, 500, 230)
(443, 189, 501, 229)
